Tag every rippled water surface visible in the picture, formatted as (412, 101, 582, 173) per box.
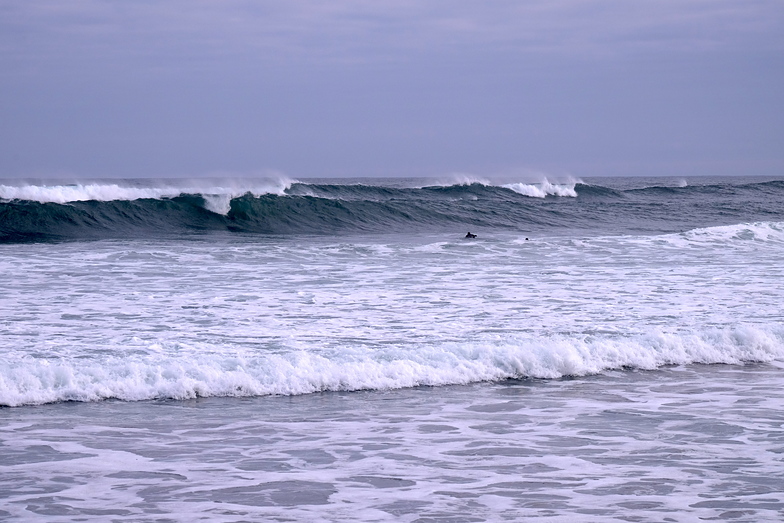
(2, 364, 783, 522)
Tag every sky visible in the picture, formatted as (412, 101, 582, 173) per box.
(1, 0, 783, 179)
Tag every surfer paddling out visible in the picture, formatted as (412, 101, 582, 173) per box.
(465, 232, 477, 238)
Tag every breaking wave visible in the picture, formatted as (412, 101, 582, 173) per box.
(2, 178, 784, 242)
(2, 325, 781, 407)
(0, 179, 293, 214)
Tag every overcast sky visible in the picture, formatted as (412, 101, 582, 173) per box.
(1, 1, 783, 179)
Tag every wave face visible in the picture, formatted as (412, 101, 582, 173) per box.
(3, 176, 783, 242)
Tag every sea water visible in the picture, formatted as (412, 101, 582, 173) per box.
(1, 176, 783, 521)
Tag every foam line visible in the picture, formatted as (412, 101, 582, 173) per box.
(2, 326, 781, 407)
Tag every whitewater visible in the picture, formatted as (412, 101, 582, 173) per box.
(1, 175, 784, 521)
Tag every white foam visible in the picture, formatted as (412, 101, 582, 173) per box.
(0, 183, 176, 203)
(2, 326, 781, 407)
(2, 219, 783, 408)
(621, 221, 784, 250)
(525, 221, 784, 251)
(502, 179, 578, 197)
(423, 174, 579, 197)
(431, 173, 493, 187)
(678, 221, 784, 244)
(0, 178, 295, 214)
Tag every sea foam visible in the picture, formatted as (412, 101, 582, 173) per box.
(502, 180, 578, 197)
(2, 326, 781, 407)
(678, 221, 784, 245)
(426, 175, 579, 198)
(617, 221, 784, 251)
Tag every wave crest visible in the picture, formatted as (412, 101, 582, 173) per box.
(502, 180, 578, 198)
(0, 178, 294, 214)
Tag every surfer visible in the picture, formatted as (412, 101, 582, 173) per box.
(465, 232, 477, 239)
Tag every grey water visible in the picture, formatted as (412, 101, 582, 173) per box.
(2, 364, 783, 522)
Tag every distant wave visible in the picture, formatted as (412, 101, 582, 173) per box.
(2, 178, 784, 243)
(0, 179, 293, 214)
(0, 179, 581, 242)
(625, 179, 784, 194)
(0, 178, 579, 205)
(1, 325, 781, 406)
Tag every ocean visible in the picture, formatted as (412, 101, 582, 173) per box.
(1, 175, 783, 521)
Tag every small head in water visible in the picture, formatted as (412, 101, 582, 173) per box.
(465, 232, 477, 238)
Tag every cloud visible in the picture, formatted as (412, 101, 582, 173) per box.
(1, 1, 782, 177)
(3, 0, 782, 71)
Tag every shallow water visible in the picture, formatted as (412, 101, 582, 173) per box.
(2, 224, 783, 406)
(2, 363, 783, 522)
